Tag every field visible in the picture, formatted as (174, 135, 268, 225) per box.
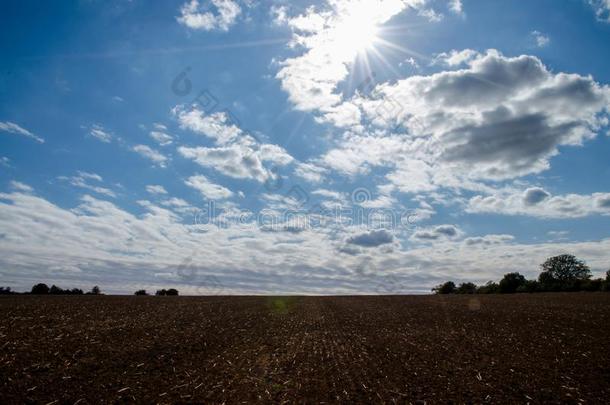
(1, 294, 609, 404)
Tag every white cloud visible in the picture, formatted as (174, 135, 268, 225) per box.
(1, 184, 610, 294)
(275, 0, 414, 113)
(0, 157, 11, 168)
(177, 0, 241, 31)
(175, 106, 293, 182)
(58, 172, 117, 198)
(149, 131, 173, 146)
(411, 224, 462, 241)
(531, 30, 550, 47)
(588, 0, 610, 22)
(185, 174, 233, 200)
(175, 109, 241, 145)
(9, 181, 33, 193)
(433, 49, 480, 67)
(0, 121, 44, 143)
(330, 50, 610, 193)
(89, 124, 113, 143)
(467, 188, 610, 219)
(294, 162, 328, 184)
(448, 0, 464, 15)
(132, 145, 168, 168)
(146, 185, 168, 195)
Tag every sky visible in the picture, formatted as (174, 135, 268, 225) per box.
(1, 0, 610, 295)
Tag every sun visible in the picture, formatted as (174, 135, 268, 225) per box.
(331, 5, 381, 59)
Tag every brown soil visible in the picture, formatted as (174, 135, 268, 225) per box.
(1, 294, 609, 404)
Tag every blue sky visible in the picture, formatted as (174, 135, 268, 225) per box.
(1, 0, 610, 294)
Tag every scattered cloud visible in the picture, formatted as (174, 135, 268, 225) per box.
(146, 185, 168, 195)
(175, 106, 293, 182)
(531, 30, 550, 47)
(467, 188, 610, 219)
(448, 0, 464, 16)
(58, 171, 117, 198)
(132, 145, 168, 168)
(88, 124, 113, 143)
(346, 229, 395, 247)
(0, 121, 44, 143)
(177, 0, 241, 31)
(149, 130, 173, 146)
(319, 50, 610, 195)
(587, 0, 610, 22)
(185, 174, 233, 200)
(294, 162, 328, 184)
(412, 225, 461, 241)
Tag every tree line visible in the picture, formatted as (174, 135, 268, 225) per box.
(0, 284, 103, 295)
(0, 284, 180, 296)
(433, 254, 610, 294)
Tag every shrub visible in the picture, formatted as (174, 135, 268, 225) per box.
(134, 290, 148, 296)
(499, 273, 526, 294)
(432, 281, 456, 294)
(31, 283, 50, 295)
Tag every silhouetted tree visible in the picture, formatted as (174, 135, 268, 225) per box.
(539, 255, 591, 291)
(517, 279, 540, 293)
(134, 290, 148, 296)
(156, 289, 167, 296)
(456, 282, 477, 294)
(432, 281, 456, 294)
(582, 278, 603, 292)
(31, 283, 50, 295)
(499, 272, 526, 294)
(166, 288, 179, 296)
(89, 286, 101, 295)
(0, 286, 13, 295)
(476, 281, 499, 294)
(49, 285, 64, 295)
(70, 288, 84, 295)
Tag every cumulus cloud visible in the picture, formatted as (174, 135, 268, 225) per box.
(294, 162, 328, 184)
(149, 130, 173, 146)
(412, 225, 461, 241)
(132, 145, 168, 168)
(346, 229, 395, 247)
(177, 0, 241, 31)
(448, 0, 464, 15)
(531, 30, 550, 47)
(318, 50, 610, 194)
(0, 121, 44, 143)
(88, 124, 113, 143)
(1, 184, 610, 294)
(433, 49, 480, 67)
(185, 174, 233, 200)
(463, 234, 514, 246)
(175, 106, 293, 182)
(467, 188, 610, 219)
(146, 185, 168, 195)
(523, 187, 551, 206)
